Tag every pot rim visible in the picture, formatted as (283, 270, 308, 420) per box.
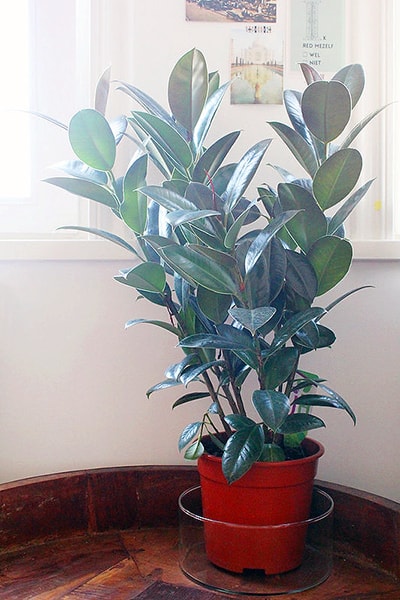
(199, 436, 324, 469)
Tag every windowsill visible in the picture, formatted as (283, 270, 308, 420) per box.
(1, 239, 400, 261)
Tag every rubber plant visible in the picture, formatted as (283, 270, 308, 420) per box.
(44, 49, 385, 484)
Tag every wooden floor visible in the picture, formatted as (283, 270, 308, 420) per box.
(0, 466, 399, 599)
(0, 526, 400, 599)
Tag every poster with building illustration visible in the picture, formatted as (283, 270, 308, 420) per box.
(186, 1, 277, 23)
(290, 0, 345, 73)
(231, 28, 284, 104)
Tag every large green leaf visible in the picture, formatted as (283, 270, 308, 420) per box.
(44, 177, 119, 209)
(332, 63, 364, 108)
(263, 347, 299, 390)
(270, 307, 326, 355)
(68, 109, 116, 171)
(129, 112, 193, 173)
(192, 81, 231, 153)
(179, 327, 255, 352)
(178, 422, 202, 452)
(229, 307, 276, 335)
(172, 391, 211, 409)
(285, 250, 318, 304)
(268, 121, 318, 177)
(197, 286, 231, 323)
(301, 80, 352, 143)
(95, 66, 111, 115)
(222, 424, 264, 483)
(307, 236, 352, 296)
(192, 131, 241, 184)
(313, 149, 362, 210)
(278, 413, 325, 434)
(244, 210, 300, 273)
(142, 185, 197, 212)
(278, 183, 326, 251)
(223, 139, 272, 212)
(160, 244, 239, 295)
(121, 155, 148, 234)
(168, 48, 208, 135)
(252, 389, 290, 432)
(58, 225, 139, 256)
(124, 318, 180, 337)
(115, 262, 166, 293)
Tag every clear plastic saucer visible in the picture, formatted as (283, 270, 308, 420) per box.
(178, 486, 334, 596)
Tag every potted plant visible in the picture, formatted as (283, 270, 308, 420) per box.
(42, 49, 384, 574)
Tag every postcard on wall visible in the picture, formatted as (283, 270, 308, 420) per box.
(231, 28, 284, 104)
(186, 1, 277, 23)
(290, 0, 345, 73)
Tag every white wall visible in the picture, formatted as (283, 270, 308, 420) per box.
(1, 0, 399, 503)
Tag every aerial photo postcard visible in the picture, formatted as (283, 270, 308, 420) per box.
(186, 0, 277, 23)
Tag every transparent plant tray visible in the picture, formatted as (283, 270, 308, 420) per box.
(179, 485, 334, 596)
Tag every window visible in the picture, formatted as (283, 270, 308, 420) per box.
(0, 0, 90, 240)
(1, 0, 398, 259)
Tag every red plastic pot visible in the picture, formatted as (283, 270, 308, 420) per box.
(197, 438, 324, 574)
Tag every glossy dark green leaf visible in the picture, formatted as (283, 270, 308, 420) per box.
(268, 121, 318, 177)
(332, 63, 364, 108)
(52, 160, 108, 185)
(313, 149, 362, 210)
(222, 424, 264, 483)
(124, 318, 180, 337)
(224, 414, 257, 430)
(299, 62, 323, 84)
(270, 307, 326, 355)
(95, 66, 111, 115)
(197, 286, 231, 323)
(278, 183, 326, 251)
(179, 328, 254, 352)
(244, 210, 300, 273)
(263, 347, 299, 390)
(44, 177, 119, 209)
(223, 139, 272, 212)
(121, 155, 148, 234)
(142, 185, 196, 212)
(229, 306, 276, 335)
(165, 354, 199, 381)
(285, 250, 318, 304)
(178, 421, 202, 451)
(317, 383, 356, 425)
(114, 262, 166, 293)
(252, 389, 290, 431)
(307, 236, 352, 296)
(278, 413, 325, 434)
(117, 80, 176, 126)
(166, 209, 220, 228)
(302, 80, 352, 142)
(184, 440, 205, 460)
(260, 443, 286, 462)
(192, 131, 241, 184)
(58, 226, 138, 255)
(146, 379, 182, 397)
(168, 48, 208, 135)
(69, 109, 116, 171)
(172, 391, 211, 409)
(160, 244, 239, 295)
(180, 360, 225, 386)
(129, 112, 193, 172)
(192, 81, 231, 153)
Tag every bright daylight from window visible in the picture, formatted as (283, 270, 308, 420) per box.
(0, 0, 31, 200)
